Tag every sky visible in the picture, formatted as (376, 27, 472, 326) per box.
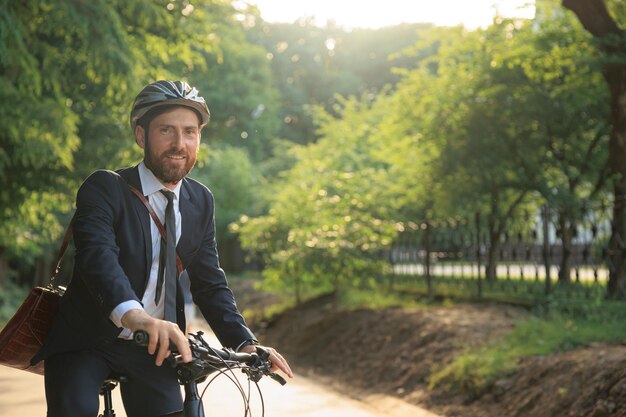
(246, 0, 536, 30)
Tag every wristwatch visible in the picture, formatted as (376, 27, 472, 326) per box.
(235, 338, 259, 352)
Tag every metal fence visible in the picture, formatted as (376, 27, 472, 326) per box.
(387, 202, 613, 302)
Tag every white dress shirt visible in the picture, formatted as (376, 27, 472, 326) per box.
(110, 161, 182, 338)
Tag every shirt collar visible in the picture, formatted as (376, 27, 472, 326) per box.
(137, 161, 182, 200)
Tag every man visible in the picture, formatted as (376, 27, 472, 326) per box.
(34, 80, 292, 417)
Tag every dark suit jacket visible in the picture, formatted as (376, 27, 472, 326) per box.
(33, 166, 254, 363)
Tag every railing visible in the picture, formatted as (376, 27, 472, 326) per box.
(387, 202, 613, 302)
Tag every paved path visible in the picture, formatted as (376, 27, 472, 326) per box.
(0, 365, 439, 417)
(0, 330, 440, 417)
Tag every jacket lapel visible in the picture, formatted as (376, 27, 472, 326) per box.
(118, 166, 153, 292)
(178, 178, 200, 266)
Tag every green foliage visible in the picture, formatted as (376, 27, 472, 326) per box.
(0, 0, 618, 302)
(376, 6, 611, 283)
(0, 1, 136, 261)
(192, 145, 262, 240)
(392, 5, 607, 217)
(0, 0, 279, 276)
(245, 19, 430, 144)
(236, 94, 401, 300)
(604, 0, 626, 25)
(539, 295, 626, 321)
(191, 3, 282, 160)
(0, 281, 28, 327)
(235, 7, 615, 300)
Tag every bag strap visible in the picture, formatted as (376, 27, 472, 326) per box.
(127, 185, 183, 276)
(50, 218, 75, 288)
(49, 181, 184, 287)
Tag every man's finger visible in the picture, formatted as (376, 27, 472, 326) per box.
(268, 348, 293, 378)
(173, 333, 192, 363)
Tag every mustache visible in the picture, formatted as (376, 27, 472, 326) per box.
(162, 149, 187, 158)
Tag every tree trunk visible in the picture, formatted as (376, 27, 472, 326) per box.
(294, 261, 303, 306)
(542, 205, 552, 294)
(557, 212, 574, 285)
(485, 234, 500, 282)
(605, 51, 626, 299)
(0, 248, 8, 285)
(423, 218, 433, 298)
(563, 0, 626, 298)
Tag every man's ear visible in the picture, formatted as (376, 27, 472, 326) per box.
(135, 125, 146, 149)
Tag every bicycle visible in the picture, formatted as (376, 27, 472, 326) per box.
(98, 330, 287, 417)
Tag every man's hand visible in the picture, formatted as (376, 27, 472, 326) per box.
(240, 344, 294, 379)
(121, 309, 192, 366)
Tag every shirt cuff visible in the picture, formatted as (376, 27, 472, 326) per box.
(110, 300, 144, 328)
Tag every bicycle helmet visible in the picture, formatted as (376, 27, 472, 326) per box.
(130, 80, 210, 130)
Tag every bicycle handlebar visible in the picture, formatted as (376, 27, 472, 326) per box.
(133, 330, 287, 386)
(133, 330, 254, 362)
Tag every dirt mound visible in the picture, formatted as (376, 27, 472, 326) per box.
(490, 345, 626, 417)
(248, 293, 626, 417)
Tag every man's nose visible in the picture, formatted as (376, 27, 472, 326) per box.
(172, 129, 184, 147)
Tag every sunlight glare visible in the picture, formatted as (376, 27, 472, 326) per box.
(248, 0, 535, 30)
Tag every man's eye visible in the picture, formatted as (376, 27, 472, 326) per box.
(160, 127, 172, 134)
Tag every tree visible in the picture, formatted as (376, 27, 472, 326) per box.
(236, 94, 398, 302)
(393, 22, 541, 281)
(191, 145, 262, 271)
(0, 0, 276, 283)
(384, 9, 611, 286)
(187, 3, 281, 161)
(496, 1, 611, 284)
(0, 0, 138, 274)
(244, 18, 428, 145)
(561, 0, 626, 298)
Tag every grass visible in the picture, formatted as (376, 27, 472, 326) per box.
(428, 299, 626, 397)
(347, 279, 626, 398)
(240, 298, 296, 326)
(391, 273, 607, 308)
(272, 277, 626, 398)
(228, 272, 626, 399)
(246, 277, 626, 398)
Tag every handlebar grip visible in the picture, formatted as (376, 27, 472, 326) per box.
(133, 330, 179, 353)
(271, 373, 287, 386)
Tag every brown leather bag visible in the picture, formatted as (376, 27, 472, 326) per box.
(0, 222, 72, 375)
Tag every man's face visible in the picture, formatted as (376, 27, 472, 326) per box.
(135, 106, 201, 187)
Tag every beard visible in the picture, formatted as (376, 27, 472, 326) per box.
(144, 140, 197, 184)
